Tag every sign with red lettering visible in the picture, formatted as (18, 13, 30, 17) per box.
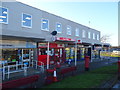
(56, 37, 75, 41)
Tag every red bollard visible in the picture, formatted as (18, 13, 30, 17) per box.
(85, 56, 90, 71)
(118, 61, 120, 79)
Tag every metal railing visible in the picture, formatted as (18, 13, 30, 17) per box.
(32, 60, 44, 73)
(2, 64, 27, 80)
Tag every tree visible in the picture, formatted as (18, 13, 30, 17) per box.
(100, 34, 111, 43)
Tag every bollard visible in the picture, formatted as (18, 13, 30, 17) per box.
(118, 61, 120, 80)
(53, 68, 58, 82)
(85, 56, 90, 71)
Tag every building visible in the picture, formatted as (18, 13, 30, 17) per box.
(0, 1, 101, 67)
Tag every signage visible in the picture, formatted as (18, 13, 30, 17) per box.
(51, 36, 57, 41)
(1, 40, 36, 48)
(56, 37, 75, 41)
(38, 43, 65, 48)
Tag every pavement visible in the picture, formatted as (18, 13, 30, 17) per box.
(1, 57, 118, 88)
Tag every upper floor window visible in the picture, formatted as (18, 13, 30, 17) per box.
(22, 13, 32, 28)
(88, 32, 91, 39)
(75, 28, 79, 36)
(0, 7, 8, 24)
(41, 19, 49, 31)
(97, 34, 99, 40)
(67, 25, 71, 35)
(93, 33, 95, 39)
(56, 22, 62, 33)
(82, 30, 86, 38)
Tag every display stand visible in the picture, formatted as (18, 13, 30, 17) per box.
(22, 49, 30, 67)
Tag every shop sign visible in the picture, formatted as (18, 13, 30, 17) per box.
(1, 40, 36, 48)
(38, 43, 48, 48)
(77, 39, 82, 44)
(57, 44, 64, 47)
(39, 43, 64, 48)
(26, 42, 36, 48)
(0, 44, 15, 48)
(56, 37, 75, 41)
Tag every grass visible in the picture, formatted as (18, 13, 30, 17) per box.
(42, 64, 118, 88)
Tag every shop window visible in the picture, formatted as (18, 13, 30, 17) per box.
(88, 32, 91, 39)
(56, 22, 62, 33)
(97, 34, 99, 40)
(0, 7, 8, 24)
(41, 19, 49, 31)
(93, 33, 95, 39)
(67, 25, 71, 35)
(22, 13, 32, 28)
(82, 30, 86, 38)
(75, 28, 79, 36)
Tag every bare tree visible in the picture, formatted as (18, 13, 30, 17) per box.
(100, 34, 111, 43)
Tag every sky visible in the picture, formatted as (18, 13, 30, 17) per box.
(16, 0, 118, 46)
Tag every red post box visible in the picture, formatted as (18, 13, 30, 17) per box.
(85, 56, 90, 71)
(118, 61, 120, 80)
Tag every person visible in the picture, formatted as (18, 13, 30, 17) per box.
(68, 59, 71, 67)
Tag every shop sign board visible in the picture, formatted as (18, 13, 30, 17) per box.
(38, 43, 64, 48)
(56, 37, 75, 41)
(26, 42, 36, 48)
(0, 40, 36, 48)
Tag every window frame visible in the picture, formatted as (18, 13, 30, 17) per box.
(22, 13, 32, 28)
(97, 34, 99, 40)
(41, 18, 49, 31)
(67, 25, 72, 35)
(88, 32, 91, 39)
(0, 6, 8, 24)
(75, 28, 79, 37)
(56, 22, 62, 33)
(93, 33, 95, 40)
(82, 30, 86, 38)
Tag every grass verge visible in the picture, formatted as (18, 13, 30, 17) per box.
(43, 64, 118, 88)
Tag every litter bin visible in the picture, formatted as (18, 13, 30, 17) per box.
(118, 61, 120, 80)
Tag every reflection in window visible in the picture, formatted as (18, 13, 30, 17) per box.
(82, 30, 86, 38)
(75, 28, 79, 36)
(93, 33, 95, 39)
(56, 23, 62, 33)
(0, 7, 8, 24)
(97, 34, 99, 40)
(22, 13, 32, 28)
(67, 25, 71, 35)
(88, 32, 91, 39)
(41, 19, 49, 31)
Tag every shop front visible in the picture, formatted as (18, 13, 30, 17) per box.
(0, 40, 37, 66)
(38, 42, 65, 65)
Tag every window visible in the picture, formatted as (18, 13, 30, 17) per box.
(88, 32, 91, 39)
(67, 25, 71, 35)
(93, 33, 95, 39)
(41, 19, 49, 31)
(56, 23, 62, 33)
(0, 7, 8, 24)
(22, 13, 32, 28)
(97, 34, 99, 40)
(82, 30, 86, 38)
(75, 28, 79, 36)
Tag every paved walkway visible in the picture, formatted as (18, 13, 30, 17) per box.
(1, 58, 118, 88)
